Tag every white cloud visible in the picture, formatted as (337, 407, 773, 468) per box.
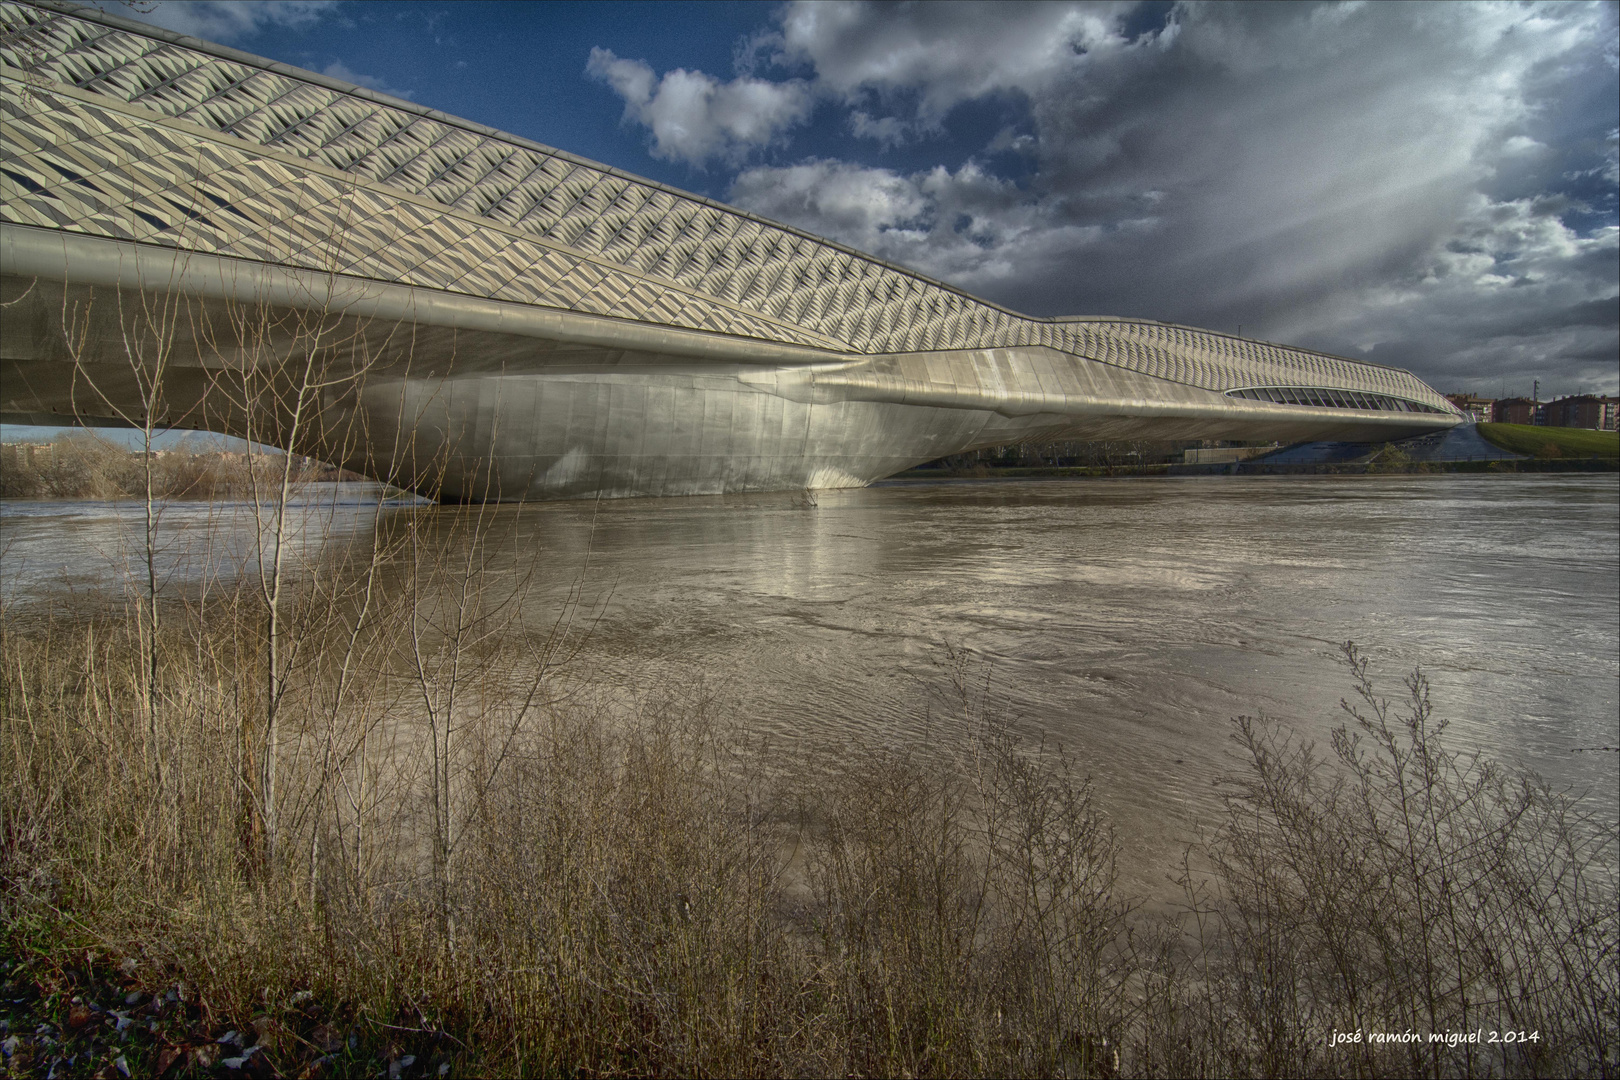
(586, 48, 813, 167)
(774, 0, 1132, 133)
(321, 60, 413, 101)
(1600, 127, 1620, 185)
(95, 0, 338, 44)
(1307, 197, 1620, 393)
(848, 111, 907, 148)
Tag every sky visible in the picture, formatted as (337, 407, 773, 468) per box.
(8, 0, 1617, 445)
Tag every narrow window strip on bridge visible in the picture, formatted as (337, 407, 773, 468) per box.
(1225, 387, 1450, 414)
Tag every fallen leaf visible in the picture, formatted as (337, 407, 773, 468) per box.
(155, 1046, 184, 1076)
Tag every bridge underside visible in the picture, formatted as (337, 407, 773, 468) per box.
(3, 228, 1458, 501)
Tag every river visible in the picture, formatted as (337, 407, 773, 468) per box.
(3, 473, 1616, 899)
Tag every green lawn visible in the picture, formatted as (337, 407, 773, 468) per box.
(1478, 423, 1619, 459)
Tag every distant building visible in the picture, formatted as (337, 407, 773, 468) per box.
(1544, 395, 1619, 431)
(0, 442, 57, 469)
(1446, 394, 1494, 422)
(1493, 397, 1539, 425)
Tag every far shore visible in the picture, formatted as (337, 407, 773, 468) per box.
(894, 458, 1618, 479)
(4, 425, 1615, 503)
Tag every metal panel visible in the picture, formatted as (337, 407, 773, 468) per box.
(1, 0, 1463, 499)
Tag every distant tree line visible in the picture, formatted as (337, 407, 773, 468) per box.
(0, 432, 347, 499)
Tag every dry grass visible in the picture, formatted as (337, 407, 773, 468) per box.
(0, 585, 1136, 1077)
(1, 546, 1614, 1077)
(1134, 646, 1618, 1078)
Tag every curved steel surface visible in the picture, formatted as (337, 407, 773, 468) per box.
(0, 0, 1460, 499)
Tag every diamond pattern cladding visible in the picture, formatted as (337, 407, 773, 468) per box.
(0, 1, 1451, 409)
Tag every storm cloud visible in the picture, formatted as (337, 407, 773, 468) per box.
(597, 1, 1619, 396)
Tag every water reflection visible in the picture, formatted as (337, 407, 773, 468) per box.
(0, 482, 412, 600)
(3, 474, 1616, 898)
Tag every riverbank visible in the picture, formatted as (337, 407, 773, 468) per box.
(897, 456, 1618, 479)
(13, 428, 1612, 500)
(1477, 422, 1620, 459)
(895, 462, 1175, 478)
(3, 598, 1614, 1078)
(1166, 456, 1619, 476)
(0, 434, 369, 500)
(899, 423, 1617, 479)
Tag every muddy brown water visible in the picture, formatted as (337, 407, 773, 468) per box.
(4, 473, 1616, 900)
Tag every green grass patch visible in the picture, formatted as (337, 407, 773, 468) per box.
(1478, 422, 1619, 459)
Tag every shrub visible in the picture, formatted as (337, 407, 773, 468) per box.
(1164, 644, 1618, 1078)
(2, 581, 1612, 1078)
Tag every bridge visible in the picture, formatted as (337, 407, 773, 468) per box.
(0, 1, 1460, 500)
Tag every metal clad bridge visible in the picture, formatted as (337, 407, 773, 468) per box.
(0, 1, 1460, 500)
